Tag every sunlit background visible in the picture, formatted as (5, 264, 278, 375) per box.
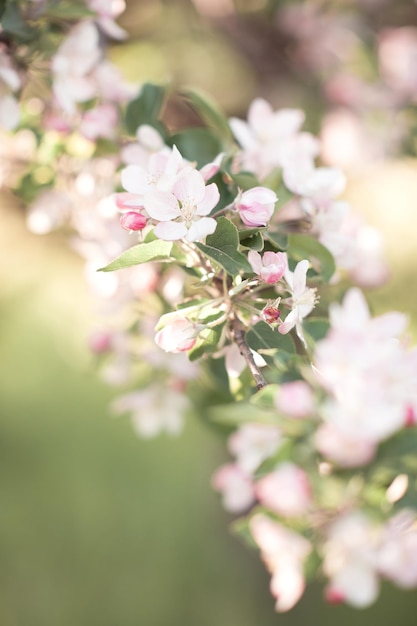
(2, 0, 417, 624)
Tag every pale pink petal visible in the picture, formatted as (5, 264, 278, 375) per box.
(271, 565, 306, 612)
(114, 193, 144, 210)
(121, 165, 149, 195)
(199, 153, 223, 181)
(279, 310, 297, 335)
(173, 168, 206, 203)
(185, 217, 217, 242)
(242, 186, 277, 205)
(166, 145, 185, 175)
(196, 182, 220, 215)
(144, 190, 180, 221)
(248, 250, 262, 274)
(97, 16, 128, 39)
(371, 312, 408, 339)
(248, 98, 273, 135)
(292, 260, 309, 296)
(229, 117, 257, 149)
(154, 220, 187, 241)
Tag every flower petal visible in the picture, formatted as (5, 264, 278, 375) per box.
(292, 260, 309, 296)
(154, 220, 187, 241)
(196, 182, 220, 216)
(121, 165, 149, 194)
(173, 168, 205, 204)
(278, 310, 297, 335)
(248, 250, 262, 274)
(144, 190, 180, 221)
(186, 217, 217, 242)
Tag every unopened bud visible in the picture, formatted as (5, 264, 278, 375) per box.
(120, 211, 147, 231)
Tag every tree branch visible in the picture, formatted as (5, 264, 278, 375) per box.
(230, 315, 268, 391)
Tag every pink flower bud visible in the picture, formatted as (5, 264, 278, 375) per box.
(325, 587, 345, 605)
(248, 250, 287, 284)
(88, 330, 112, 354)
(120, 211, 147, 231)
(155, 317, 201, 353)
(235, 186, 277, 227)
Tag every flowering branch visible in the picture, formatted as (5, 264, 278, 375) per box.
(230, 315, 268, 390)
(3, 0, 417, 615)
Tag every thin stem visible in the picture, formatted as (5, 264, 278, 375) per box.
(230, 315, 268, 391)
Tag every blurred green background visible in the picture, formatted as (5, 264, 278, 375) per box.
(2, 0, 417, 624)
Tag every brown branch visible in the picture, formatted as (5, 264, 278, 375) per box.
(230, 315, 268, 391)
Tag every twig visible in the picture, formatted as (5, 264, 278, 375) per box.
(230, 315, 268, 391)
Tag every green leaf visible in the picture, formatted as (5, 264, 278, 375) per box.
(239, 228, 264, 251)
(261, 167, 282, 194)
(180, 88, 233, 144)
(229, 171, 260, 191)
(2, 1, 34, 41)
(375, 430, 417, 473)
(275, 178, 295, 209)
(265, 230, 288, 250)
(125, 83, 166, 135)
(246, 321, 296, 354)
(303, 318, 330, 342)
(249, 384, 280, 408)
(188, 324, 225, 361)
(288, 233, 336, 282)
(98, 240, 174, 272)
(196, 217, 252, 276)
(169, 128, 221, 168)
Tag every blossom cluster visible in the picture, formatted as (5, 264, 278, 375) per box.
(276, 1, 417, 170)
(2, 0, 417, 617)
(213, 288, 417, 610)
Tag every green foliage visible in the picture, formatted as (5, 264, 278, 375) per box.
(189, 324, 225, 361)
(169, 127, 222, 168)
(246, 321, 296, 355)
(288, 233, 336, 282)
(239, 228, 265, 251)
(229, 171, 260, 191)
(196, 217, 252, 275)
(274, 178, 295, 209)
(125, 83, 166, 136)
(264, 230, 288, 250)
(180, 88, 234, 145)
(1, 0, 35, 41)
(261, 167, 282, 193)
(98, 240, 176, 272)
(303, 318, 330, 342)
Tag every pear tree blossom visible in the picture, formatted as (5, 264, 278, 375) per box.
(247, 250, 287, 284)
(234, 186, 277, 227)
